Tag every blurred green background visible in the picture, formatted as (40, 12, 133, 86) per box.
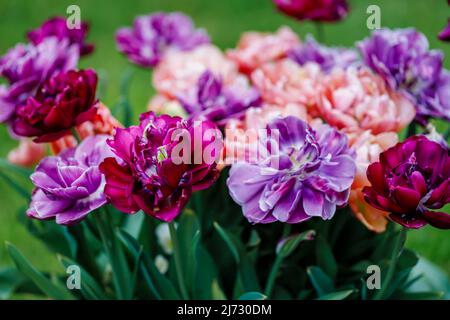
(0, 0, 448, 276)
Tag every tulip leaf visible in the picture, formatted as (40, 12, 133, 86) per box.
(239, 291, 267, 300)
(118, 229, 180, 300)
(6, 242, 75, 300)
(213, 221, 240, 263)
(317, 289, 354, 300)
(315, 235, 337, 278)
(58, 255, 107, 300)
(0, 267, 27, 299)
(307, 266, 335, 297)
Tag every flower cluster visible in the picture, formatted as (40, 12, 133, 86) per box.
(1, 11, 447, 234)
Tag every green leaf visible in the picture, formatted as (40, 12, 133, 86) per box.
(122, 211, 145, 239)
(307, 266, 335, 297)
(0, 158, 33, 178)
(0, 268, 26, 299)
(317, 289, 354, 300)
(118, 230, 180, 300)
(177, 210, 200, 294)
(315, 235, 337, 278)
(239, 292, 267, 300)
(397, 291, 444, 300)
(58, 256, 107, 300)
(0, 170, 30, 200)
(26, 220, 77, 259)
(6, 243, 75, 300)
(213, 221, 239, 263)
(94, 209, 133, 300)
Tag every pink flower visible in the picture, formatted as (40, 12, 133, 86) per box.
(8, 138, 46, 167)
(348, 130, 398, 233)
(251, 60, 323, 113)
(226, 27, 300, 74)
(317, 67, 415, 134)
(153, 44, 239, 99)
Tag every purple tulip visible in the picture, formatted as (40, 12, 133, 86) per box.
(363, 136, 450, 229)
(0, 38, 79, 124)
(178, 70, 262, 126)
(358, 28, 450, 123)
(227, 117, 356, 224)
(27, 135, 114, 225)
(27, 16, 94, 56)
(116, 12, 210, 67)
(289, 35, 359, 72)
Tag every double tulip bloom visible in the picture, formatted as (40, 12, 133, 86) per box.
(363, 136, 450, 229)
(100, 112, 222, 222)
(12, 69, 98, 142)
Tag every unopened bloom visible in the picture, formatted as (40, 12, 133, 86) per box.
(289, 35, 358, 72)
(116, 12, 209, 67)
(348, 131, 398, 232)
(273, 0, 349, 22)
(100, 112, 222, 222)
(227, 116, 356, 224)
(0, 38, 79, 123)
(358, 28, 448, 123)
(226, 27, 300, 74)
(155, 255, 169, 274)
(27, 16, 94, 56)
(153, 44, 239, 98)
(12, 69, 98, 142)
(317, 67, 415, 134)
(155, 222, 174, 254)
(252, 60, 323, 112)
(7, 138, 47, 167)
(363, 136, 450, 229)
(178, 70, 261, 126)
(27, 135, 114, 225)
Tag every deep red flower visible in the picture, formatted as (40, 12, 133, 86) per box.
(362, 136, 450, 229)
(12, 69, 98, 142)
(273, 0, 349, 22)
(99, 112, 222, 222)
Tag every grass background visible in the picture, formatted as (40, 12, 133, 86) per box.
(0, 0, 448, 276)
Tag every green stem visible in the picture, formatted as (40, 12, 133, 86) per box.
(315, 22, 325, 43)
(373, 228, 407, 300)
(71, 127, 82, 143)
(169, 222, 189, 300)
(265, 255, 283, 297)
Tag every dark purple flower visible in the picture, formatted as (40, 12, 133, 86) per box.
(12, 69, 98, 143)
(227, 116, 356, 224)
(100, 112, 222, 222)
(116, 12, 210, 67)
(438, 19, 450, 42)
(273, 0, 349, 22)
(289, 35, 359, 72)
(358, 28, 449, 123)
(27, 135, 114, 225)
(0, 38, 79, 123)
(363, 136, 450, 229)
(178, 70, 261, 126)
(27, 16, 94, 56)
